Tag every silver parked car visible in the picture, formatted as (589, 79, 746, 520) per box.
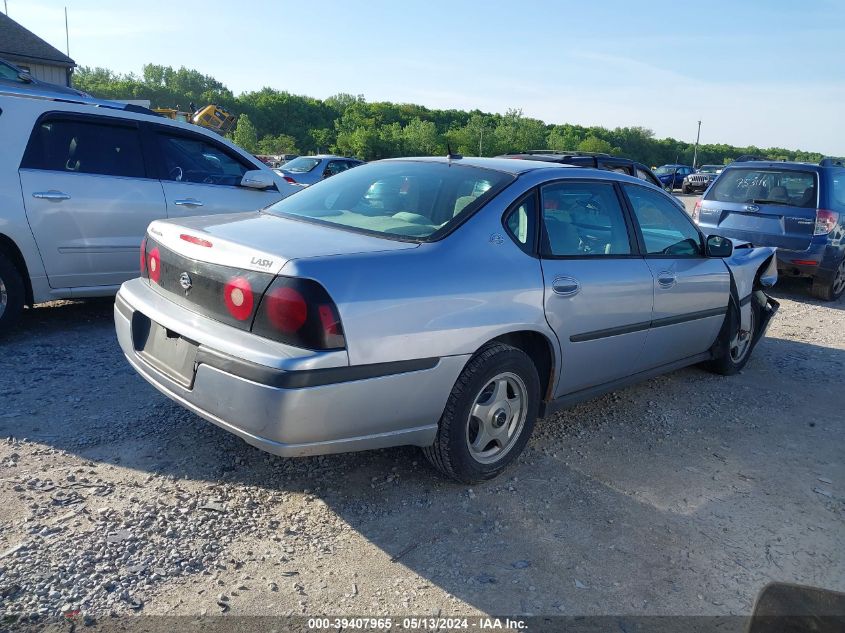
(274, 155, 363, 187)
(115, 157, 779, 482)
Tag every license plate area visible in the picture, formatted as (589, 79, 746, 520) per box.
(132, 312, 198, 388)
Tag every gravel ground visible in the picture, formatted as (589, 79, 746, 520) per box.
(0, 268, 843, 626)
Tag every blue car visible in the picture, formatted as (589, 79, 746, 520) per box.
(694, 158, 845, 300)
(654, 164, 694, 190)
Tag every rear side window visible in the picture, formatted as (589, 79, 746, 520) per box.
(504, 192, 537, 253)
(706, 168, 817, 208)
(832, 172, 845, 207)
(21, 117, 145, 178)
(540, 181, 632, 257)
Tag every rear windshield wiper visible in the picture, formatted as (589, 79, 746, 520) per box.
(750, 198, 789, 206)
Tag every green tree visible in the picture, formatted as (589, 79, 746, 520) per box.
(402, 118, 443, 155)
(256, 133, 299, 154)
(310, 128, 335, 153)
(233, 114, 258, 153)
(577, 135, 614, 154)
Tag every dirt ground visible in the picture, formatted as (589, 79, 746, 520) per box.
(0, 207, 843, 624)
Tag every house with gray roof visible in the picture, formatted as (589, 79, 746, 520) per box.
(0, 12, 75, 86)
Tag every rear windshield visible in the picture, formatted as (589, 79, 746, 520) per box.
(265, 161, 514, 240)
(281, 157, 321, 173)
(705, 167, 817, 208)
(698, 165, 721, 174)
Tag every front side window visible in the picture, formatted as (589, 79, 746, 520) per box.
(265, 161, 513, 240)
(21, 117, 145, 178)
(157, 133, 251, 186)
(624, 184, 702, 256)
(540, 181, 631, 257)
(705, 167, 817, 208)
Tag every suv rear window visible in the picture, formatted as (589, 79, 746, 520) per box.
(706, 167, 817, 208)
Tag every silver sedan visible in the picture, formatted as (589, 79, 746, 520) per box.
(115, 157, 779, 482)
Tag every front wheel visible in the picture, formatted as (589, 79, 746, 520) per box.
(704, 301, 760, 375)
(810, 258, 845, 301)
(682, 185, 691, 194)
(423, 343, 540, 483)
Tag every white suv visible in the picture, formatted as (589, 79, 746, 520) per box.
(0, 87, 295, 331)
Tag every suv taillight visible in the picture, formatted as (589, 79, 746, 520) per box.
(815, 209, 839, 235)
(252, 277, 345, 350)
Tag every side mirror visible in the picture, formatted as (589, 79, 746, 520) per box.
(240, 170, 274, 190)
(18, 72, 33, 83)
(322, 169, 333, 178)
(706, 234, 733, 258)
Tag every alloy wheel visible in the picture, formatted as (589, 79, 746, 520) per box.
(833, 260, 845, 297)
(465, 372, 528, 464)
(729, 307, 756, 363)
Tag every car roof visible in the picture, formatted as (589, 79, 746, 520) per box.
(387, 155, 579, 175)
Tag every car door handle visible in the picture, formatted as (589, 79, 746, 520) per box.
(657, 272, 677, 288)
(174, 198, 204, 207)
(32, 190, 70, 201)
(552, 277, 581, 297)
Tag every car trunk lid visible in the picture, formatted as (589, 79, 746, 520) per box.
(142, 212, 418, 331)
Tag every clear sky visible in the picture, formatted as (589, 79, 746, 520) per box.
(6, 0, 845, 155)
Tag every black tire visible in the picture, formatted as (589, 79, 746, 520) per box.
(682, 185, 691, 194)
(0, 251, 25, 335)
(704, 301, 761, 376)
(810, 258, 845, 301)
(423, 343, 540, 483)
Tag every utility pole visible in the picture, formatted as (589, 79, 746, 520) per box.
(64, 7, 70, 56)
(478, 122, 484, 157)
(692, 120, 701, 169)
(4, 1, 7, 15)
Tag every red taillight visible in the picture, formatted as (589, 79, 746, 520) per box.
(140, 237, 147, 275)
(692, 198, 702, 223)
(283, 176, 297, 184)
(148, 247, 161, 283)
(792, 259, 818, 266)
(223, 277, 254, 321)
(180, 233, 213, 248)
(264, 286, 308, 333)
(814, 209, 839, 235)
(252, 277, 346, 350)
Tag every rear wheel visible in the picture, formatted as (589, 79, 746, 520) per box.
(0, 251, 25, 335)
(423, 343, 540, 483)
(810, 258, 845, 301)
(705, 301, 759, 375)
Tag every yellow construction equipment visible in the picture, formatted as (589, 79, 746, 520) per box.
(152, 104, 236, 135)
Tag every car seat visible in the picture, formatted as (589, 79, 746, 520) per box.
(769, 186, 789, 203)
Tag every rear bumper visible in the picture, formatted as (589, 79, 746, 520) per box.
(698, 227, 838, 278)
(114, 280, 468, 457)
